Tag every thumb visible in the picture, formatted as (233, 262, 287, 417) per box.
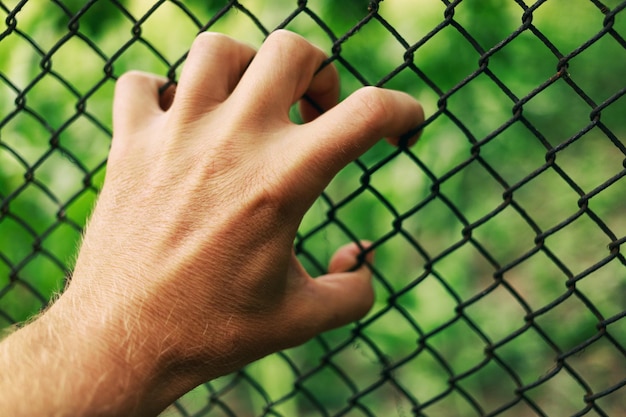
(304, 242, 376, 332)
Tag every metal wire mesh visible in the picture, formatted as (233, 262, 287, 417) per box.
(1, 1, 625, 416)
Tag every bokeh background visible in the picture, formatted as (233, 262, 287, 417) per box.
(1, 0, 625, 416)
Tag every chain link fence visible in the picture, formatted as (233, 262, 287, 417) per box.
(1, 0, 625, 416)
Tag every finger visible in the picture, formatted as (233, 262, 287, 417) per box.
(309, 270, 374, 329)
(292, 87, 424, 191)
(174, 32, 256, 113)
(232, 30, 336, 121)
(306, 242, 376, 330)
(327, 241, 374, 273)
(113, 71, 169, 134)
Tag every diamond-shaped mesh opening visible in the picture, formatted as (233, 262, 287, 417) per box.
(2, 1, 625, 416)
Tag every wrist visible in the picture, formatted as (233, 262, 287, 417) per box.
(30, 286, 190, 416)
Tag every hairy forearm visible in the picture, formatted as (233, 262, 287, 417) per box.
(0, 289, 179, 417)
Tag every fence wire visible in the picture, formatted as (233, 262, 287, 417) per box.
(1, 0, 625, 416)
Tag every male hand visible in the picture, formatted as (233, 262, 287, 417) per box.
(0, 30, 424, 416)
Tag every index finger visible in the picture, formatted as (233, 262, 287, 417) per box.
(288, 86, 425, 195)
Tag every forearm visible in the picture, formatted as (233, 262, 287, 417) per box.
(0, 289, 181, 417)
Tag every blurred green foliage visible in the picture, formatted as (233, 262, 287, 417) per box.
(1, 0, 625, 416)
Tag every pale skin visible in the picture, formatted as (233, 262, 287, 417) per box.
(0, 30, 424, 416)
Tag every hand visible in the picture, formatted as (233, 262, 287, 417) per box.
(1, 30, 424, 416)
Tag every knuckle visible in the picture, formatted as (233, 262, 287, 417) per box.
(115, 71, 167, 95)
(193, 31, 232, 47)
(190, 32, 240, 58)
(265, 30, 324, 61)
(116, 70, 148, 87)
(266, 29, 306, 47)
(350, 86, 393, 132)
(355, 86, 391, 115)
